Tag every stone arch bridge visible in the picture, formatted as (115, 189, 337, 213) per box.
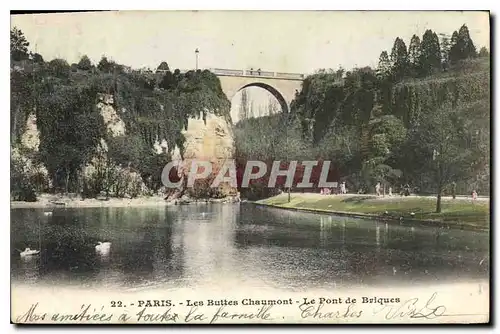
(209, 68, 305, 114)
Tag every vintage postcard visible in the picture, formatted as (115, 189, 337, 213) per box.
(10, 10, 490, 324)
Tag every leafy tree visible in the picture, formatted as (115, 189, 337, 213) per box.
(410, 103, 477, 212)
(439, 33, 452, 70)
(77, 55, 93, 71)
(448, 31, 460, 62)
(458, 24, 477, 59)
(48, 58, 71, 78)
(37, 82, 105, 192)
(11, 27, 30, 61)
(376, 51, 391, 79)
(267, 96, 280, 115)
(107, 135, 147, 168)
(11, 159, 37, 201)
(32, 53, 44, 63)
(239, 89, 250, 121)
(156, 61, 170, 72)
(478, 47, 490, 58)
(419, 29, 441, 76)
(367, 115, 407, 158)
(158, 71, 175, 90)
(390, 37, 409, 81)
(408, 34, 421, 73)
(97, 56, 114, 73)
(449, 24, 477, 63)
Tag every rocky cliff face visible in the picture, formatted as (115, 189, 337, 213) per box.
(12, 113, 51, 199)
(97, 93, 126, 137)
(154, 112, 236, 198)
(20, 113, 40, 151)
(92, 94, 236, 198)
(181, 112, 236, 197)
(16, 93, 236, 198)
(182, 112, 235, 162)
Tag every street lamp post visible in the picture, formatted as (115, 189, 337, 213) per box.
(195, 48, 199, 70)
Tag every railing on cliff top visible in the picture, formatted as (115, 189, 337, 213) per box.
(208, 68, 305, 80)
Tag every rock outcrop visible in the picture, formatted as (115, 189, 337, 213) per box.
(181, 112, 237, 198)
(157, 112, 237, 199)
(97, 93, 126, 137)
(14, 92, 237, 200)
(20, 113, 40, 151)
(13, 113, 51, 199)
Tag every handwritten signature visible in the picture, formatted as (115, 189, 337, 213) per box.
(374, 292, 446, 320)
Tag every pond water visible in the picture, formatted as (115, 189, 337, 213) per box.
(11, 203, 490, 291)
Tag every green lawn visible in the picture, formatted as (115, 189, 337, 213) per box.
(256, 193, 490, 229)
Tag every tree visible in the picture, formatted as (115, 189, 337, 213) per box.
(159, 71, 176, 90)
(408, 35, 421, 67)
(438, 33, 452, 70)
(449, 24, 477, 63)
(335, 67, 345, 81)
(77, 55, 93, 71)
(419, 30, 441, 76)
(11, 27, 30, 61)
(360, 114, 406, 193)
(239, 89, 250, 121)
(411, 104, 476, 213)
(458, 24, 477, 59)
(448, 31, 460, 63)
(156, 61, 170, 73)
(390, 37, 409, 81)
(268, 96, 280, 115)
(97, 56, 114, 73)
(376, 51, 392, 79)
(478, 47, 490, 58)
(48, 59, 71, 78)
(32, 53, 44, 64)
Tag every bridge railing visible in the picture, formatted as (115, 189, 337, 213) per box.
(211, 68, 244, 76)
(209, 68, 305, 80)
(158, 68, 306, 80)
(275, 72, 305, 80)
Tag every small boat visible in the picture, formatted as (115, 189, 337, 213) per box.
(20, 248, 40, 257)
(95, 241, 111, 252)
(49, 201, 66, 206)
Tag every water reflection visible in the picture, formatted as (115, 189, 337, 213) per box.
(11, 204, 489, 291)
(17, 255, 41, 284)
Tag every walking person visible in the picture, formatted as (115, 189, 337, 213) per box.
(404, 183, 410, 196)
(472, 189, 478, 201)
(451, 182, 456, 199)
(375, 182, 381, 196)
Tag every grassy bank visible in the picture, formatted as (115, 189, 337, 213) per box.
(256, 193, 490, 230)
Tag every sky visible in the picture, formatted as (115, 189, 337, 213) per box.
(11, 11, 490, 75)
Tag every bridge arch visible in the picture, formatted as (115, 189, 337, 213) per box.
(237, 82, 289, 113)
(213, 69, 304, 120)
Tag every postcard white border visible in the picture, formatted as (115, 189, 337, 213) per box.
(3, 2, 496, 333)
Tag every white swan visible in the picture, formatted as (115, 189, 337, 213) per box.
(20, 248, 40, 257)
(43, 211, 52, 216)
(95, 242, 111, 253)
